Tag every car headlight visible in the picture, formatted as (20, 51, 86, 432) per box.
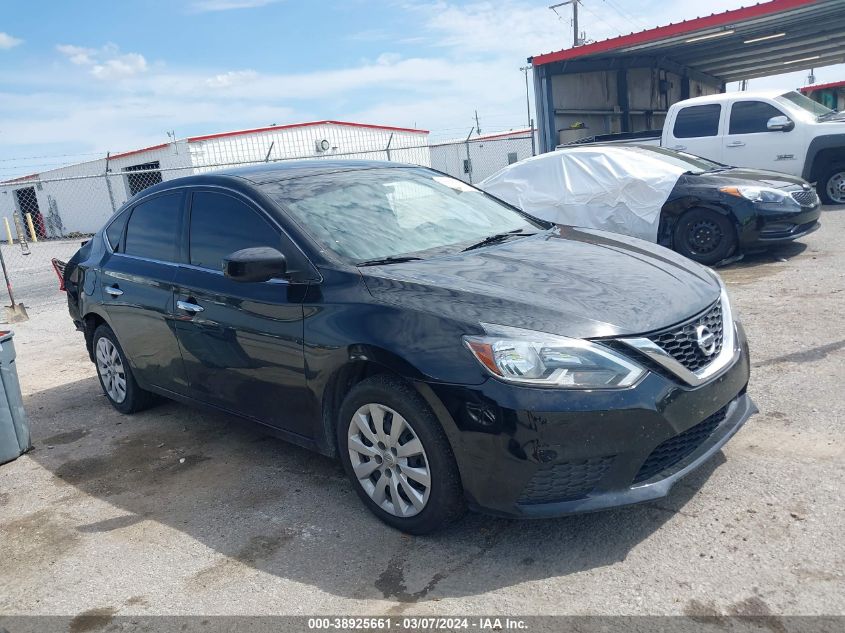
(720, 185, 796, 206)
(463, 324, 645, 389)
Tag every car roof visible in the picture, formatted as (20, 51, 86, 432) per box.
(677, 90, 788, 105)
(129, 159, 419, 201)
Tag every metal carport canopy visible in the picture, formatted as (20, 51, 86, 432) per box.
(530, 0, 845, 84)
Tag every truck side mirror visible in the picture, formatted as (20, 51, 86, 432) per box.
(767, 116, 794, 132)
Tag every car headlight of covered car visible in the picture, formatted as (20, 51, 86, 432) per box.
(463, 324, 645, 389)
(720, 185, 798, 207)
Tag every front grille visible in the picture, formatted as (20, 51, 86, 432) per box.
(649, 301, 723, 373)
(633, 405, 729, 484)
(791, 189, 818, 207)
(518, 456, 614, 505)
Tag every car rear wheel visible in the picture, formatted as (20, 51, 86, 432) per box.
(337, 375, 465, 534)
(673, 208, 737, 266)
(93, 324, 155, 414)
(819, 165, 845, 205)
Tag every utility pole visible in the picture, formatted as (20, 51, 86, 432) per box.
(474, 110, 482, 136)
(550, 1, 581, 47)
(519, 65, 532, 129)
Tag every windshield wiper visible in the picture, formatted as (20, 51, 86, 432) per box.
(818, 110, 840, 121)
(357, 255, 423, 267)
(462, 229, 536, 252)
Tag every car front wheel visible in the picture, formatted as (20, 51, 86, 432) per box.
(819, 165, 845, 205)
(337, 375, 465, 534)
(673, 208, 737, 266)
(93, 324, 155, 414)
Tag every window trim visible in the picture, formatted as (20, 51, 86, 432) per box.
(728, 100, 790, 135)
(672, 103, 722, 139)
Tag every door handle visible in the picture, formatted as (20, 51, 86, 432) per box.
(672, 145, 686, 151)
(727, 140, 745, 147)
(104, 286, 123, 297)
(176, 300, 204, 314)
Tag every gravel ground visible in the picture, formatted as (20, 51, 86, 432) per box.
(0, 208, 843, 620)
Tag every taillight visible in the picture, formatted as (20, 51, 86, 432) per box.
(51, 258, 67, 292)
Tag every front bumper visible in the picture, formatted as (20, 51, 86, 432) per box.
(740, 203, 822, 247)
(425, 324, 755, 518)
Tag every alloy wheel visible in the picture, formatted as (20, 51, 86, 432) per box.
(96, 337, 127, 404)
(347, 403, 431, 518)
(826, 171, 845, 204)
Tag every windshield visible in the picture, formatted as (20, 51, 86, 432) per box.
(775, 91, 834, 119)
(261, 167, 544, 263)
(623, 145, 725, 173)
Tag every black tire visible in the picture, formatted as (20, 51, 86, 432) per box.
(337, 374, 465, 534)
(673, 208, 737, 266)
(817, 164, 845, 205)
(92, 324, 155, 414)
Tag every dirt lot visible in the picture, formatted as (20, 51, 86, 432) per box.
(1, 208, 843, 619)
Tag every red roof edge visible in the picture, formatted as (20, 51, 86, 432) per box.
(108, 143, 171, 161)
(188, 120, 429, 143)
(800, 80, 845, 93)
(1, 173, 39, 185)
(532, 0, 822, 67)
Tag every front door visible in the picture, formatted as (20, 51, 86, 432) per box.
(722, 100, 800, 175)
(100, 191, 190, 395)
(172, 189, 310, 436)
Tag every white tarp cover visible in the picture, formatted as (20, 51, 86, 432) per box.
(479, 146, 686, 242)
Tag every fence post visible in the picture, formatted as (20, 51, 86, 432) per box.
(530, 118, 537, 157)
(464, 128, 474, 184)
(104, 152, 117, 214)
(385, 133, 394, 161)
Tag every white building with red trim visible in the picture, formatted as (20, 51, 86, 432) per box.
(429, 128, 536, 185)
(1, 120, 430, 238)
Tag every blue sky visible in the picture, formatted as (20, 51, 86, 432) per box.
(2, 0, 843, 177)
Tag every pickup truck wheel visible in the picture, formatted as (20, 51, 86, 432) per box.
(93, 324, 155, 414)
(337, 374, 465, 534)
(673, 208, 737, 266)
(819, 165, 845, 205)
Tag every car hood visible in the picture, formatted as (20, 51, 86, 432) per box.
(693, 168, 809, 190)
(360, 227, 720, 339)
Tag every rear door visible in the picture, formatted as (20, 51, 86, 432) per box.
(100, 191, 190, 395)
(665, 103, 724, 163)
(722, 100, 799, 174)
(172, 189, 310, 436)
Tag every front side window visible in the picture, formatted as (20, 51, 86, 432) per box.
(260, 168, 543, 263)
(673, 104, 722, 138)
(729, 101, 787, 134)
(123, 193, 182, 262)
(189, 191, 279, 271)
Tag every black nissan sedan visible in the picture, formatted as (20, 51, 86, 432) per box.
(60, 161, 756, 534)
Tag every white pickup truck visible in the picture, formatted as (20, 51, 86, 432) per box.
(570, 90, 845, 204)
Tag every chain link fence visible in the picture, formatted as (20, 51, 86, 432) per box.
(0, 132, 535, 312)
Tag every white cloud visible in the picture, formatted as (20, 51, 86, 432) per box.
(0, 32, 23, 49)
(189, 0, 281, 12)
(91, 53, 148, 80)
(205, 69, 258, 88)
(57, 44, 148, 80)
(56, 44, 96, 65)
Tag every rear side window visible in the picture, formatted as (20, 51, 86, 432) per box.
(189, 191, 279, 271)
(673, 104, 722, 138)
(105, 211, 129, 251)
(123, 193, 182, 262)
(729, 101, 787, 134)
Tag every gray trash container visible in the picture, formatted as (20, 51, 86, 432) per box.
(0, 331, 30, 465)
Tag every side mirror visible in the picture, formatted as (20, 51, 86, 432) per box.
(223, 247, 287, 283)
(767, 115, 794, 132)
